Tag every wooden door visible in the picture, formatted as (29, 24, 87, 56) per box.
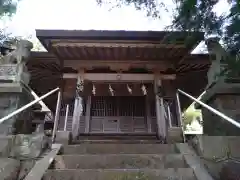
(90, 96, 149, 133)
(90, 96, 119, 133)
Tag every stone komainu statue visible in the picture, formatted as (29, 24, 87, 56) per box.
(0, 40, 33, 83)
(205, 37, 229, 63)
(205, 37, 229, 84)
(1, 40, 33, 64)
(206, 37, 240, 80)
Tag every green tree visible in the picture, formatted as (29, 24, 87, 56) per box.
(0, 0, 19, 46)
(182, 106, 202, 130)
(97, 0, 239, 72)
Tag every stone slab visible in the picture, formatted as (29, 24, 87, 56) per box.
(24, 144, 62, 180)
(0, 158, 20, 180)
(18, 160, 35, 180)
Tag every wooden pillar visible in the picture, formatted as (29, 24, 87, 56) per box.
(85, 95, 91, 133)
(154, 74, 166, 140)
(72, 69, 84, 139)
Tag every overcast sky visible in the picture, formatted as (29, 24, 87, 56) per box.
(1, 0, 230, 51)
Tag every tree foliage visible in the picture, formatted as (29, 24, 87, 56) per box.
(0, 0, 18, 47)
(172, 0, 239, 54)
(96, 0, 239, 54)
(0, 0, 17, 16)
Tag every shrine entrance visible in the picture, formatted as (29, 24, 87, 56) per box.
(90, 96, 153, 134)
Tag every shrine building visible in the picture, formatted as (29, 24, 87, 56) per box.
(26, 30, 210, 140)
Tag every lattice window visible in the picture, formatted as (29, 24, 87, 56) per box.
(91, 96, 146, 117)
(91, 96, 105, 116)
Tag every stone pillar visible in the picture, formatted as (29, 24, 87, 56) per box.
(71, 70, 84, 139)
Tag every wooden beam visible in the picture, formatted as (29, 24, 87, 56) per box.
(63, 73, 176, 81)
(63, 60, 171, 71)
(52, 42, 185, 48)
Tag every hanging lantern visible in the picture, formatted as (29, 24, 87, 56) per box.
(127, 84, 132, 94)
(109, 84, 114, 96)
(141, 84, 147, 95)
(92, 84, 96, 95)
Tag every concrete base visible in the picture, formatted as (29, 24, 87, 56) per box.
(55, 131, 72, 145)
(0, 158, 20, 180)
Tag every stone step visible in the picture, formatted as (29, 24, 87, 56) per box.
(43, 168, 196, 180)
(78, 135, 158, 140)
(72, 139, 163, 144)
(53, 154, 187, 169)
(62, 144, 178, 155)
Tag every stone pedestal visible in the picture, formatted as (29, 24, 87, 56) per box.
(0, 83, 33, 135)
(198, 82, 240, 136)
(202, 93, 240, 136)
(55, 131, 72, 145)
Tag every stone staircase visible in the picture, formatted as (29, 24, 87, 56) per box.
(42, 136, 198, 180)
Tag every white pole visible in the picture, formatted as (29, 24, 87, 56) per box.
(64, 104, 69, 131)
(176, 91, 186, 142)
(167, 104, 172, 128)
(178, 89, 240, 128)
(52, 91, 62, 143)
(0, 87, 59, 124)
(176, 91, 183, 127)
